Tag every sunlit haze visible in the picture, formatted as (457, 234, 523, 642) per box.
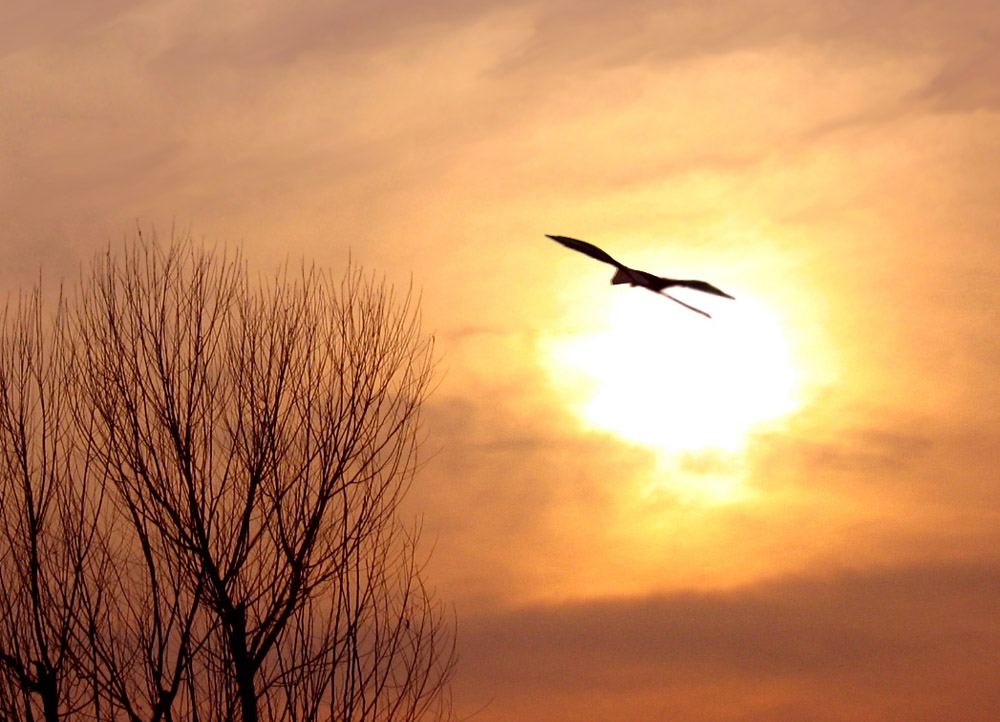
(2, 1, 999, 719)
(546, 292, 800, 451)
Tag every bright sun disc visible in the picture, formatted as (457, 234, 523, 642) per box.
(545, 291, 800, 454)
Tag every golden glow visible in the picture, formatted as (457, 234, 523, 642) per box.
(545, 290, 800, 457)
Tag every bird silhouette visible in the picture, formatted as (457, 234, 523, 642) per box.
(546, 234, 734, 318)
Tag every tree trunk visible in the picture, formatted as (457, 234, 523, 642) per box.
(228, 606, 258, 722)
(34, 663, 59, 722)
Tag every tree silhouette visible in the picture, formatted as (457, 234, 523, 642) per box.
(0, 234, 455, 722)
(0, 287, 106, 722)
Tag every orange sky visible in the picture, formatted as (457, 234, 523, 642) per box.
(2, 1, 999, 720)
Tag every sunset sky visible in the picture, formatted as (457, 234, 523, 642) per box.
(2, 1, 999, 719)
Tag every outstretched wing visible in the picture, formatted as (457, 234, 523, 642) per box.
(670, 279, 735, 299)
(546, 235, 625, 269)
(626, 271, 735, 300)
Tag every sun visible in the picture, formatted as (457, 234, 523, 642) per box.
(543, 290, 800, 456)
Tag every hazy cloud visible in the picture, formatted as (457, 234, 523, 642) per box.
(0, 0, 135, 56)
(459, 560, 1000, 720)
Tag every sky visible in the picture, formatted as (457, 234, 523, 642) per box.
(2, 1, 999, 720)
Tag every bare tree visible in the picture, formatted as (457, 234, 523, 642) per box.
(0, 287, 105, 722)
(0, 234, 455, 722)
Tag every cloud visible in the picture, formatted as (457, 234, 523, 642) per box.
(2, 0, 995, 266)
(916, 45, 1000, 111)
(457, 560, 1000, 721)
(151, 0, 528, 70)
(411, 348, 1000, 615)
(0, 0, 135, 57)
(412, 368, 666, 608)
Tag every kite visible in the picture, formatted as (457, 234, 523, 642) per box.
(546, 234, 734, 318)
